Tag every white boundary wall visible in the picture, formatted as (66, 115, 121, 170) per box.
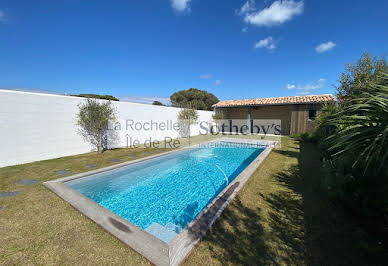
(0, 90, 214, 167)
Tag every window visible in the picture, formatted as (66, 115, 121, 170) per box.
(308, 110, 317, 121)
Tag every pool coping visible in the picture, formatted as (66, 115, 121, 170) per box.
(44, 138, 277, 266)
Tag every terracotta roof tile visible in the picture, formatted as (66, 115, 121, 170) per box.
(213, 94, 335, 108)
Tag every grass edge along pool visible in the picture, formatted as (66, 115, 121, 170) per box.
(44, 138, 276, 266)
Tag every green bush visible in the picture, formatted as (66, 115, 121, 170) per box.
(76, 98, 117, 153)
(212, 112, 223, 120)
(72, 94, 120, 101)
(292, 132, 318, 143)
(317, 72, 388, 219)
(326, 80, 388, 175)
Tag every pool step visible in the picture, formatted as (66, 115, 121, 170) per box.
(165, 222, 182, 233)
(145, 222, 178, 243)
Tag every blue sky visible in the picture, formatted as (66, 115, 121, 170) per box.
(0, 0, 387, 104)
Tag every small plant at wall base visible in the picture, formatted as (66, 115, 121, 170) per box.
(76, 98, 117, 153)
(177, 106, 199, 145)
(212, 112, 223, 121)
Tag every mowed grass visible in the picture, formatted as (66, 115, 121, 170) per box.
(184, 138, 387, 265)
(1, 135, 385, 265)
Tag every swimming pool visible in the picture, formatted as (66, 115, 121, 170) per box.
(45, 138, 276, 266)
(66, 141, 265, 243)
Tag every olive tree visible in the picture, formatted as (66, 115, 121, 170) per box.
(177, 106, 199, 141)
(76, 98, 116, 153)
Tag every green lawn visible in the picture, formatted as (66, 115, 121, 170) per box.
(0, 135, 385, 265)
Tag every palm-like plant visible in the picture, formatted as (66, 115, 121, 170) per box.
(325, 74, 388, 175)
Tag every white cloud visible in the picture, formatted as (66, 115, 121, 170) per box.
(200, 74, 212, 79)
(286, 78, 326, 93)
(254, 36, 276, 50)
(0, 9, 7, 23)
(215, 80, 222, 86)
(170, 0, 192, 12)
(286, 84, 296, 90)
(236, 0, 256, 16)
(239, 0, 304, 27)
(315, 41, 336, 53)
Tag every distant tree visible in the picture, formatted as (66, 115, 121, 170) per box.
(76, 98, 116, 153)
(73, 94, 120, 101)
(177, 106, 199, 142)
(152, 100, 164, 106)
(170, 88, 219, 110)
(336, 52, 388, 103)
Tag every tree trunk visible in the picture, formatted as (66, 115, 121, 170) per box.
(97, 133, 103, 153)
(188, 122, 191, 147)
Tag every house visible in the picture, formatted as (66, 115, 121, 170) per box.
(212, 94, 336, 135)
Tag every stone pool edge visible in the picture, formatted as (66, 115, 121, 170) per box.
(44, 138, 277, 266)
(169, 138, 276, 265)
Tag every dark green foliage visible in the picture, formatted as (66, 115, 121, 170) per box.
(315, 68, 388, 219)
(314, 103, 340, 156)
(326, 82, 388, 174)
(152, 100, 164, 106)
(321, 153, 388, 217)
(293, 132, 318, 143)
(170, 88, 219, 110)
(72, 94, 120, 101)
(336, 52, 388, 103)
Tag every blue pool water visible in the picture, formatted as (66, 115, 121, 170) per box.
(66, 141, 265, 243)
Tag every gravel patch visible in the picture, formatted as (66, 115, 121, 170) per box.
(55, 170, 71, 176)
(0, 191, 20, 198)
(17, 179, 40, 185)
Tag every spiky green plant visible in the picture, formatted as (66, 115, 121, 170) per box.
(325, 74, 388, 175)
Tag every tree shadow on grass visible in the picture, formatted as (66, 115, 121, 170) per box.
(197, 146, 307, 265)
(199, 141, 387, 265)
(202, 197, 277, 265)
(264, 185, 307, 265)
(272, 149, 300, 159)
(269, 142, 388, 265)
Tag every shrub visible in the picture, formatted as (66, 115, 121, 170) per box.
(212, 112, 223, 120)
(73, 94, 119, 101)
(292, 132, 318, 143)
(326, 78, 388, 174)
(177, 106, 199, 139)
(318, 73, 388, 218)
(76, 98, 117, 153)
(152, 101, 164, 106)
